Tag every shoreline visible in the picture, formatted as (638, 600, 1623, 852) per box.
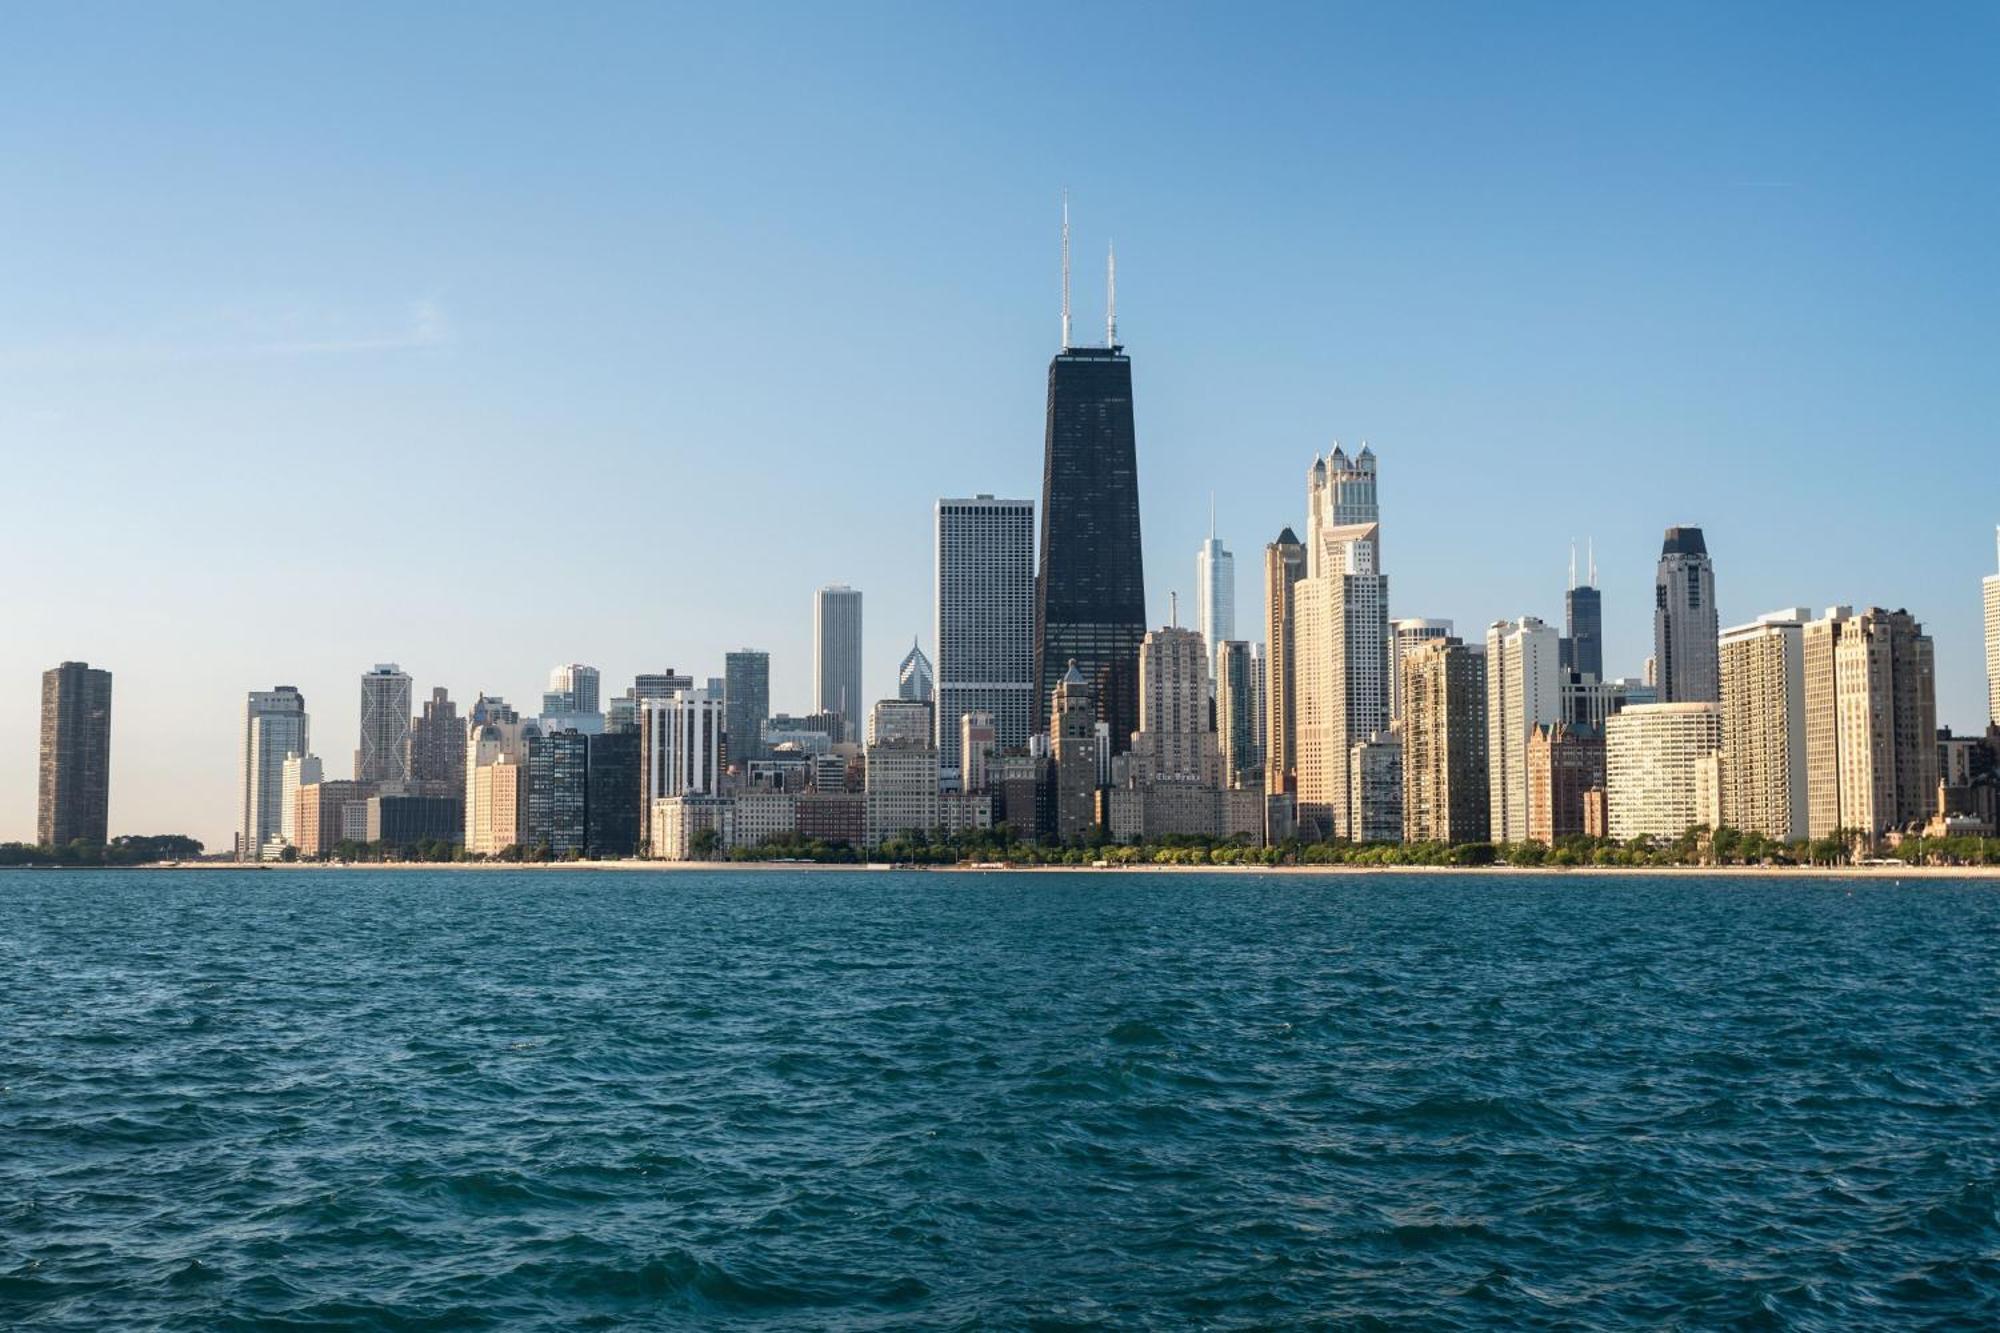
(98, 860, 2000, 880)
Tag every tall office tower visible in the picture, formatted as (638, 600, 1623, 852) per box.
(1561, 542, 1604, 681)
(1654, 527, 1720, 704)
(1803, 606, 1938, 839)
(237, 686, 308, 860)
(724, 650, 771, 765)
(542, 664, 600, 715)
(958, 712, 998, 793)
(356, 664, 414, 786)
(1605, 703, 1724, 842)
(1348, 732, 1404, 844)
(525, 728, 589, 856)
(464, 710, 539, 854)
(1526, 723, 1606, 846)
(585, 729, 642, 858)
(1485, 617, 1563, 844)
(1195, 518, 1235, 681)
(1034, 212, 1146, 755)
(408, 688, 466, 791)
(1262, 530, 1306, 794)
(897, 641, 935, 703)
(1129, 626, 1221, 785)
(641, 687, 726, 820)
(814, 584, 865, 742)
(280, 752, 323, 845)
(1305, 445, 1380, 573)
(1718, 609, 1811, 842)
(935, 495, 1036, 787)
(1390, 618, 1454, 725)
(1248, 641, 1268, 758)
(38, 661, 113, 849)
(1216, 640, 1258, 789)
(1400, 638, 1489, 845)
(1049, 662, 1103, 842)
(1985, 528, 2000, 727)
(1295, 517, 1390, 840)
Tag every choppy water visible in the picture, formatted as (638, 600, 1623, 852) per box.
(3, 869, 1998, 1329)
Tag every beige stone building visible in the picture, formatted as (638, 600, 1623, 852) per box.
(1295, 522, 1388, 840)
(1486, 617, 1562, 844)
(1400, 638, 1488, 845)
(1605, 703, 1722, 842)
(1803, 606, 1938, 839)
(1717, 610, 1810, 842)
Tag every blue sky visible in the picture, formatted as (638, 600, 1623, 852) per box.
(3, 3, 1995, 847)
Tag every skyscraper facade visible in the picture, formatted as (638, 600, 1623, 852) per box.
(1129, 626, 1220, 786)
(526, 727, 589, 856)
(641, 688, 726, 812)
(240, 686, 308, 860)
(1262, 529, 1306, 794)
(1605, 703, 1723, 842)
(1400, 638, 1489, 845)
(814, 584, 865, 742)
(1195, 527, 1234, 682)
(1216, 640, 1258, 789)
(1654, 527, 1720, 704)
(1048, 662, 1103, 843)
(1295, 455, 1390, 841)
(1985, 527, 2000, 728)
(1034, 341, 1146, 757)
(1718, 610, 1811, 843)
(935, 495, 1036, 788)
(1390, 618, 1454, 725)
(408, 687, 465, 792)
(1306, 445, 1380, 572)
(1802, 606, 1937, 839)
(724, 649, 771, 765)
(38, 661, 112, 849)
(1485, 616, 1563, 844)
(356, 664, 413, 786)
(897, 641, 934, 702)
(585, 729, 641, 858)
(1563, 570, 1604, 682)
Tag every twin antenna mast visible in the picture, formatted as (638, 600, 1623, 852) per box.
(1060, 191, 1119, 351)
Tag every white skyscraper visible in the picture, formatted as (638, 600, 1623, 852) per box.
(1194, 508, 1235, 682)
(356, 664, 413, 786)
(1606, 703, 1724, 842)
(935, 496, 1035, 787)
(1485, 617, 1563, 844)
(897, 640, 935, 702)
(279, 751, 323, 846)
(642, 688, 726, 806)
(1985, 527, 2000, 728)
(814, 584, 865, 742)
(240, 686, 309, 860)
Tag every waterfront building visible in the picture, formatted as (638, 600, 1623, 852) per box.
(724, 649, 771, 765)
(1049, 661, 1104, 842)
(1295, 512, 1390, 840)
(1526, 723, 1606, 846)
(1195, 519, 1235, 682)
(1654, 528, 1720, 704)
(1390, 618, 1454, 726)
(796, 790, 866, 845)
(864, 721, 940, 849)
(38, 661, 112, 850)
(295, 779, 367, 858)
(1486, 617, 1563, 845)
(280, 752, 322, 846)
(409, 688, 465, 792)
(650, 795, 734, 861)
(1034, 222, 1146, 756)
(356, 664, 413, 786)
(1106, 783, 1262, 845)
(896, 640, 934, 704)
(958, 712, 998, 792)
(814, 584, 865, 742)
(1401, 638, 1489, 845)
(734, 791, 800, 850)
(1129, 626, 1220, 786)
(1561, 543, 1604, 681)
(992, 752, 1051, 842)
(935, 495, 1036, 789)
(1985, 528, 2000, 727)
(1348, 732, 1403, 844)
(1717, 610, 1811, 842)
(1803, 606, 1938, 840)
(366, 795, 462, 848)
(641, 688, 726, 833)
(584, 729, 640, 858)
(1605, 703, 1723, 842)
(1262, 528, 1307, 795)
(1216, 640, 1258, 789)
(239, 686, 308, 861)
(463, 707, 538, 855)
(526, 728, 589, 856)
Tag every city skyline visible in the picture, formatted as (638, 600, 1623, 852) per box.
(5, 6, 1998, 847)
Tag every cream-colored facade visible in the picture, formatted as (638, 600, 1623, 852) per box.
(1485, 617, 1561, 844)
(1803, 606, 1938, 839)
(1717, 610, 1810, 842)
(1295, 522, 1388, 840)
(466, 758, 526, 855)
(1130, 626, 1219, 785)
(650, 795, 734, 861)
(1985, 527, 2000, 728)
(1605, 703, 1722, 842)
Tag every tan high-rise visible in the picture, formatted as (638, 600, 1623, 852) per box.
(1717, 610, 1810, 842)
(1295, 522, 1389, 840)
(1400, 638, 1489, 844)
(1485, 617, 1562, 844)
(1985, 527, 2000, 728)
(1803, 606, 1936, 839)
(1262, 529, 1305, 795)
(1130, 626, 1220, 785)
(1605, 703, 1722, 842)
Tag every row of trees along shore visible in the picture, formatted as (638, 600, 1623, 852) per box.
(0, 835, 204, 866)
(196, 825, 2000, 869)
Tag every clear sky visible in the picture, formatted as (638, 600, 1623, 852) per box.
(3, 3, 1996, 849)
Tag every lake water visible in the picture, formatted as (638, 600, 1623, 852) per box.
(3, 869, 1997, 1328)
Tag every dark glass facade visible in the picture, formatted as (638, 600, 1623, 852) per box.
(1561, 585, 1603, 680)
(527, 729, 589, 856)
(38, 661, 112, 848)
(585, 729, 641, 859)
(1034, 345, 1146, 753)
(367, 795, 463, 848)
(724, 650, 770, 766)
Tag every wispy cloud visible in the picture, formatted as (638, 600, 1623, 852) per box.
(256, 299, 453, 355)
(0, 298, 455, 370)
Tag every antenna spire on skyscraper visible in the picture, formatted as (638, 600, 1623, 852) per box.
(1588, 536, 1597, 588)
(1569, 540, 1578, 592)
(1106, 240, 1117, 348)
(1060, 190, 1072, 350)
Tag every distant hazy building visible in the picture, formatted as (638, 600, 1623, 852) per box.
(1654, 528, 1720, 704)
(1486, 617, 1563, 844)
(1390, 618, 1453, 726)
(1195, 522, 1235, 681)
(356, 664, 413, 786)
(585, 729, 641, 858)
(935, 495, 1036, 789)
(1296, 455, 1390, 841)
(1605, 703, 1723, 842)
(1348, 732, 1403, 844)
(1985, 528, 2000, 728)
(239, 686, 308, 861)
(1049, 661, 1103, 842)
(543, 663, 601, 716)
(897, 640, 934, 703)
(1803, 606, 1938, 840)
(1129, 626, 1220, 786)
(1401, 638, 1489, 845)
(724, 650, 771, 765)
(814, 584, 865, 742)
(1216, 640, 1258, 789)
(38, 661, 113, 850)
(280, 752, 322, 846)
(1262, 528, 1307, 796)
(1526, 723, 1605, 846)
(1718, 610, 1811, 842)
(409, 688, 465, 792)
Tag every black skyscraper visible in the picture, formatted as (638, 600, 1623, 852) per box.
(1034, 341, 1146, 753)
(1562, 585, 1603, 680)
